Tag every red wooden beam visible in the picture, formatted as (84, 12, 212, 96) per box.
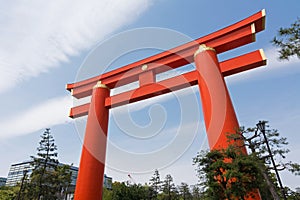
(69, 49, 266, 118)
(70, 47, 264, 99)
(69, 71, 198, 118)
(69, 24, 256, 98)
(66, 10, 265, 92)
(105, 71, 198, 109)
(221, 49, 266, 76)
(69, 103, 90, 119)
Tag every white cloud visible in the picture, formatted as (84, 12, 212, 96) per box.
(105, 120, 208, 184)
(0, 0, 151, 93)
(0, 96, 72, 139)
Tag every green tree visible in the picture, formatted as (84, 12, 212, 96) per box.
(111, 182, 128, 200)
(111, 181, 148, 200)
(272, 18, 300, 60)
(230, 122, 300, 199)
(161, 174, 177, 200)
(285, 187, 300, 200)
(149, 169, 162, 199)
(103, 187, 113, 200)
(195, 121, 300, 200)
(53, 164, 73, 199)
(178, 182, 192, 200)
(193, 146, 263, 200)
(22, 128, 72, 200)
(0, 186, 19, 200)
(30, 128, 58, 199)
(191, 185, 202, 200)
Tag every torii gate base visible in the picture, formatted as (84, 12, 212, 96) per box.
(67, 10, 267, 200)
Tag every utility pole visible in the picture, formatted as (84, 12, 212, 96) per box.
(256, 121, 287, 200)
(17, 169, 28, 200)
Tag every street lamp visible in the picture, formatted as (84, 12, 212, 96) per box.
(256, 121, 287, 200)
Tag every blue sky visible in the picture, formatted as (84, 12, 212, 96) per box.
(0, 0, 299, 189)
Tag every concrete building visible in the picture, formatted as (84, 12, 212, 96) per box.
(6, 160, 112, 190)
(6, 160, 78, 187)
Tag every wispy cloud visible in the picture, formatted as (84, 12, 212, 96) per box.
(105, 120, 205, 173)
(0, 96, 72, 139)
(0, 0, 151, 93)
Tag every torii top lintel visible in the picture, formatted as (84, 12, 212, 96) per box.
(67, 10, 266, 119)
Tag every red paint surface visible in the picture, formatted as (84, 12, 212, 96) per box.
(74, 86, 109, 200)
(194, 49, 261, 199)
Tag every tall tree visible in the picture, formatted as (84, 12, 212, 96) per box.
(23, 128, 72, 200)
(30, 128, 58, 199)
(272, 18, 300, 60)
(178, 182, 192, 200)
(149, 169, 162, 199)
(162, 174, 177, 200)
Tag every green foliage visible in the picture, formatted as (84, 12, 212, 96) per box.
(21, 128, 72, 200)
(232, 122, 300, 177)
(191, 185, 202, 200)
(111, 182, 148, 200)
(149, 169, 162, 199)
(0, 186, 19, 200)
(272, 18, 300, 60)
(195, 121, 300, 200)
(161, 174, 179, 200)
(193, 146, 263, 200)
(285, 187, 300, 200)
(178, 182, 192, 200)
(102, 171, 204, 200)
(103, 187, 113, 200)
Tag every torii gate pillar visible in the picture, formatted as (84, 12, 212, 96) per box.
(194, 45, 246, 150)
(74, 83, 109, 199)
(194, 45, 261, 199)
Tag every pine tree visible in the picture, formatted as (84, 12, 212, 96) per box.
(149, 169, 162, 199)
(272, 18, 300, 60)
(30, 128, 58, 199)
(23, 128, 72, 200)
(178, 182, 192, 200)
(191, 185, 201, 200)
(162, 174, 176, 200)
(229, 121, 300, 199)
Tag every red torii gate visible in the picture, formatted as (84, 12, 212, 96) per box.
(67, 10, 266, 199)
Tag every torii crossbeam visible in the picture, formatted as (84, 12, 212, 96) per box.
(67, 10, 266, 199)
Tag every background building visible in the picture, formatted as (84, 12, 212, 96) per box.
(5, 160, 79, 187)
(5, 160, 112, 189)
(5, 161, 32, 186)
(0, 177, 6, 186)
(104, 174, 112, 190)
